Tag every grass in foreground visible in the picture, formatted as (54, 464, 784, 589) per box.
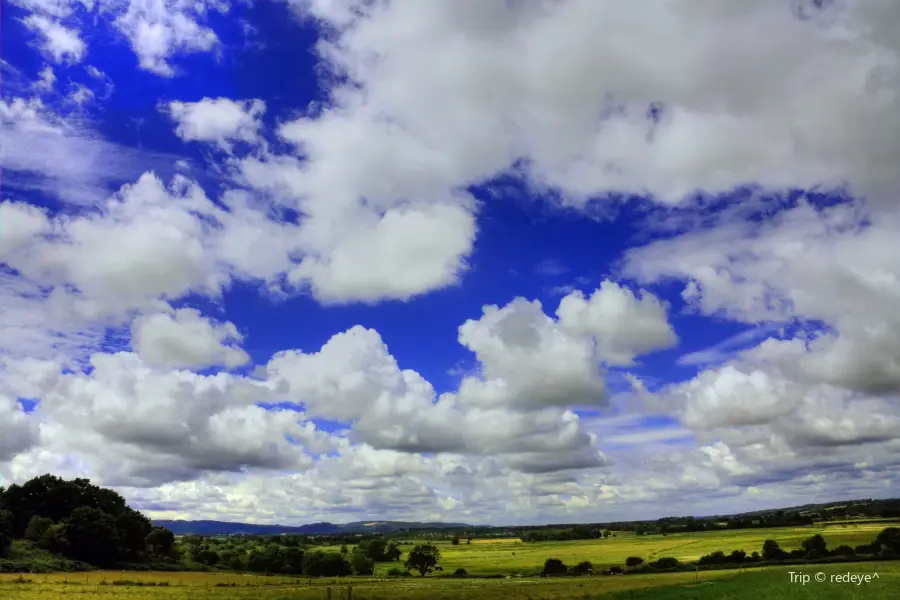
(604, 561, 900, 600)
(1, 563, 898, 600)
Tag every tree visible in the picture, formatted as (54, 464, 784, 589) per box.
(542, 558, 567, 576)
(350, 550, 375, 575)
(625, 556, 644, 569)
(319, 552, 352, 576)
(115, 510, 153, 560)
(762, 539, 786, 560)
(405, 544, 441, 577)
(63, 506, 120, 565)
(281, 546, 305, 575)
(360, 539, 387, 561)
(466, 538, 472, 544)
(39, 523, 68, 554)
(197, 549, 221, 566)
(728, 550, 747, 563)
(572, 560, 593, 575)
(0, 509, 12, 558)
(802, 534, 828, 557)
(451, 537, 460, 545)
(24, 515, 53, 541)
(340, 544, 348, 554)
(602, 529, 612, 539)
(875, 527, 900, 554)
(453, 567, 468, 577)
(0, 474, 128, 538)
(832, 545, 855, 557)
(652, 557, 680, 570)
(146, 527, 176, 559)
(384, 542, 402, 562)
(302, 551, 352, 577)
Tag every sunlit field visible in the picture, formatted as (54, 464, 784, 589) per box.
(383, 521, 894, 575)
(1, 522, 896, 599)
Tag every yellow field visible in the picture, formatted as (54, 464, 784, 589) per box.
(383, 522, 887, 575)
(0, 568, 741, 599)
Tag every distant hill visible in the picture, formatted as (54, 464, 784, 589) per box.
(152, 519, 472, 536)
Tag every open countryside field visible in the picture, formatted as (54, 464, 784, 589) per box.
(0, 562, 897, 600)
(607, 561, 900, 600)
(381, 521, 894, 575)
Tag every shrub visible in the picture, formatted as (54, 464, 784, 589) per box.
(651, 557, 680, 570)
(571, 560, 593, 575)
(452, 567, 467, 578)
(542, 558, 568, 576)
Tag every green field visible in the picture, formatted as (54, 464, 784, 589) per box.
(383, 521, 891, 575)
(0, 563, 897, 600)
(0, 522, 896, 599)
(607, 562, 900, 599)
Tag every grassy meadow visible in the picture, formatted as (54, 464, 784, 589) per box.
(380, 520, 893, 575)
(0, 562, 897, 599)
(1, 520, 897, 599)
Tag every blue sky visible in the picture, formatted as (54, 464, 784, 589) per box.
(2, 0, 900, 525)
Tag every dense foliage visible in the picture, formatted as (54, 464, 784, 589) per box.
(0, 474, 175, 567)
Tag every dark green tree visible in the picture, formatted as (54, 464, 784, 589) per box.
(302, 551, 352, 577)
(384, 542, 402, 562)
(625, 556, 644, 568)
(0, 509, 12, 558)
(542, 558, 567, 576)
(38, 523, 68, 553)
(875, 527, 900, 554)
(572, 560, 593, 575)
(1, 475, 128, 537)
(281, 546, 305, 575)
(802, 534, 828, 557)
(146, 527, 176, 559)
(63, 506, 120, 565)
(652, 557, 680, 570)
(405, 544, 441, 576)
(762, 539, 786, 560)
(197, 549, 221, 566)
(728, 549, 747, 563)
(115, 510, 153, 560)
(24, 515, 53, 541)
(350, 550, 375, 575)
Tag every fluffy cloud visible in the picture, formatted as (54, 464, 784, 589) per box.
(625, 201, 900, 396)
(3, 351, 332, 487)
(131, 308, 250, 370)
(264, 321, 609, 473)
(106, 0, 225, 76)
(23, 14, 86, 63)
(278, 0, 900, 208)
(167, 98, 266, 151)
(0, 395, 40, 462)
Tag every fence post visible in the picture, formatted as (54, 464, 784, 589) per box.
(348, 586, 353, 600)
(326, 586, 333, 600)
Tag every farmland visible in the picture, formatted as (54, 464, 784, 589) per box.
(1, 521, 897, 599)
(0, 562, 897, 599)
(380, 520, 895, 575)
